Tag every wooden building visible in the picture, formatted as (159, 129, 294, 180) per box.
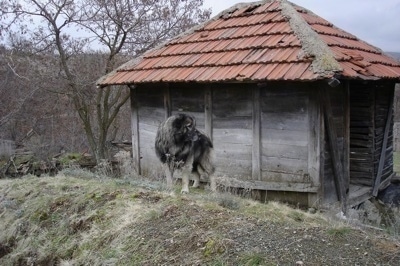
(98, 0, 400, 211)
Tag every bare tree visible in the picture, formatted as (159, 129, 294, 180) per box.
(0, 0, 211, 161)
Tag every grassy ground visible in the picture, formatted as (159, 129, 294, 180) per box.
(394, 152, 400, 174)
(1, 169, 400, 265)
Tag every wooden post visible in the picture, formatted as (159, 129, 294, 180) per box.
(308, 87, 322, 207)
(129, 86, 141, 175)
(322, 87, 348, 213)
(343, 81, 350, 199)
(204, 86, 213, 140)
(163, 84, 171, 119)
(373, 95, 393, 196)
(252, 86, 261, 180)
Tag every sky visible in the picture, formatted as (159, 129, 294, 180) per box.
(203, 0, 400, 52)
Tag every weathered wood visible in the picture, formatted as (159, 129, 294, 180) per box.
(213, 128, 252, 144)
(163, 85, 171, 119)
(130, 87, 141, 174)
(347, 185, 372, 207)
(343, 81, 350, 196)
(262, 155, 308, 174)
(262, 143, 308, 160)
(349, 85, 374, 186)
(373, 95, 393, 196)
(217, 176, 319, 193)
(308, 89, 321, 192)
(261, 169, 309, 183)
(322, 87, 348, 213)
(204, 86, 213, 140)
(252, 87, 261, 180)
(262, 128, 308, 146)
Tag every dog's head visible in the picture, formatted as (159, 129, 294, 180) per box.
(172, 114, 198, 143)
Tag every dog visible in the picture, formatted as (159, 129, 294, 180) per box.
(155, 113, 215, 193)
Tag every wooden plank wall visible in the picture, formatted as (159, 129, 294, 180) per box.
(260, 85, 317, 192)
(349, 84, 375, 186)
(135, 85, 165, 177)
(213, 84, 253, 179)
(133, 82, 321, 200)
(349, 82, 394, 189)
(373, 84, 394, 190)
(323, 85, 348, 205)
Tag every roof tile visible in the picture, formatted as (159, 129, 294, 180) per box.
(99, 0, 400, 86)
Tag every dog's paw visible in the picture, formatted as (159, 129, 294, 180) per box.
(181, 188, 189, 194)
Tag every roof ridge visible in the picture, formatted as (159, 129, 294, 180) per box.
(279, 0, 342, 76)
(153, 36, 300, 51)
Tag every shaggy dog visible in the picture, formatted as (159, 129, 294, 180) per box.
(155, 113, 215, 193)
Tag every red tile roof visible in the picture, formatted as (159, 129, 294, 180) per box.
(98, 0, 400, 86)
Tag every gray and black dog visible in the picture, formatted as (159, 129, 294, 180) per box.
(155, 113, 215, 193)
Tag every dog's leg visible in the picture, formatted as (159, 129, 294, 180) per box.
(209, 175, 217, 192)
(164, 164, 174, 188)
(192, 171, 200, 188)
(181, 165, 191, 194)
(181, 174, 189, 193)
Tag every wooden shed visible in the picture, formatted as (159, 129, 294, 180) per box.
(98, 0, 400, 211)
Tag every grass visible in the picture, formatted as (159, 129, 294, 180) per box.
(394, 151, 400, 174)
(1, 169, 400, 265)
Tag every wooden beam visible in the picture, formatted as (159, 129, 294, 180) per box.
(163, 84, 171, 119)
(373, 95, 393, 196)
(130, 87, 141, 174)
(308, 87, 322, 207)
(204, 86, 213, 140)
(216, 177, 319, 193)
(343, 81, 350, 197)
(322, 87, 348, 213)
(252, 86, 261, 180)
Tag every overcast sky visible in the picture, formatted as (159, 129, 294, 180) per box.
(203, 0, 400, 52)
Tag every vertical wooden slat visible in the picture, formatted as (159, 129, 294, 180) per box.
(130, 86, 141, 174)
(322, 87, 348, 213)
(373, 94, 393, 196)
(204, 86, 213, 140)
(343, 81, 350, 196)
(252, 86, 261, 180)
(308, 88, 321, 206)
(163, 84, 171, 119)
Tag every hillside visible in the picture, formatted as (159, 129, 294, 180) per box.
(0, 171, 399, 265)
(387, 52, 400, 61)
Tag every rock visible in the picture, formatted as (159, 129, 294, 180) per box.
(378, 183, 400, 207)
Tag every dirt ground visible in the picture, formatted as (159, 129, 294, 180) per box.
(0, 174, 399, 265)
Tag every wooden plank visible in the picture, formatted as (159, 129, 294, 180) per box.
(343, 82, 350, 198)
(262, 155, 308, 173)
(262, 128, 308, 146)
(217, 176, 319, 193)
(322, 87, 348, 213)
(130, 87, 141, 174)
(204, 86, 213, 141)
(163, 85, 171, 119)
(262, 143, 308, 160)
(261, 169, 308, 183)
(373, 95, 393, 196)
(252, 87, 261, 180)
(213, 128, 252, 144)
(214, 143, 252, 155)
(347, 185, 372, 207)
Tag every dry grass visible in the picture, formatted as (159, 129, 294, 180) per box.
(1, 170, 399, 265)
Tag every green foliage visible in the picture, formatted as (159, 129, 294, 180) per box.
(240, 253, 268, 266)
(59, 153, 82, 166)
(327, 226, 352, 237)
